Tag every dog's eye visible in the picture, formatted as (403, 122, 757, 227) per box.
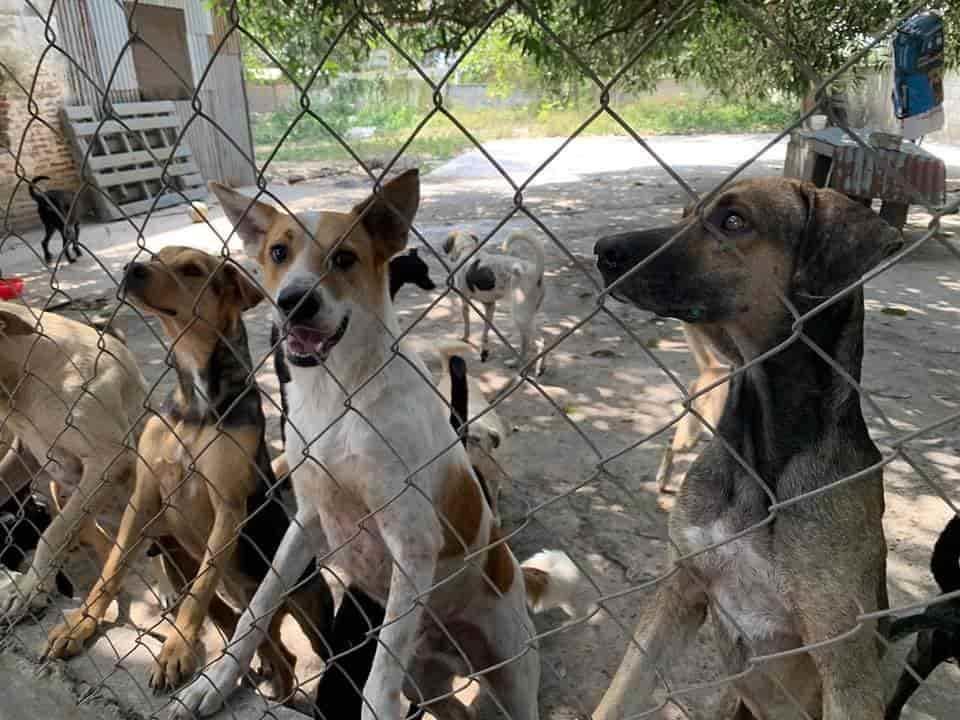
(270, 245, 288, 264)
(180, 263, 205, 278)
(722, 212, 748, 233)
(332, 249, 357, 271)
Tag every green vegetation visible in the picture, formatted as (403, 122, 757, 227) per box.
(252, 95, 797, 166)
(228, 1, 958, 100)
(234, 1, 948, 168)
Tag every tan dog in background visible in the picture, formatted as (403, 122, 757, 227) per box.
(0, 302, 146, 619)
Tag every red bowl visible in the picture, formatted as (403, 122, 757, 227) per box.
(0, 277, 25, 300)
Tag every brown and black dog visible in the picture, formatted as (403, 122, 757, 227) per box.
(594, 177, 902, 719)
(45, 247, 335, 697)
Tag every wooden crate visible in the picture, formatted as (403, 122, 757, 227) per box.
(63, 102, 207, 221)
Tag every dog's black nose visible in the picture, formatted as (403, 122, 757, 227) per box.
(125, 262, 149, 281)
(277, 287, 321, 323)
(594, 236, 623, 273)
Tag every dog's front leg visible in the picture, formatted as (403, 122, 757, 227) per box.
(592, 571, 707, 720)
(46, 461, 161, 658)
(62, 232, 76, 263)
(40, 226, 54, 265)
(169, 510, 319, 719)
(480, 302, 495, 362)
(362, 527, 437, 720)
(460, 295, 471, 342)
(150, 497, 246, 692)
(1, 459, 117, 620)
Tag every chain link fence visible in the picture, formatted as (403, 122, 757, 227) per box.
(1, 1, 959, 719)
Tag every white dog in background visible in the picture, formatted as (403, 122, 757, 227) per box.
(443, 229, 546, 375)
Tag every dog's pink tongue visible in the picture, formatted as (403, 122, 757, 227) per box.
(286, 326, 326, 355)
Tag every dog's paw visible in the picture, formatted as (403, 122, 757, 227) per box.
(157, 591, 178, 613)
(255, 652, 295, 701)
(150, 633, 202, 693)
(0, 571, 46, 625)
(45, 608, 99, 659)
(168, 654, 242, 719)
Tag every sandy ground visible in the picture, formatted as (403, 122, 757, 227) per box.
(1, 133, 959, 719)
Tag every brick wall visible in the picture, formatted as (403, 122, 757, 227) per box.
(1, 5, 81, 234)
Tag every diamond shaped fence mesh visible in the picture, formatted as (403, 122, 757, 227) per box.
(0, 1, 959, 719)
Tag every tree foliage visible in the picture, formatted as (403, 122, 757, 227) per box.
(224, 1, 958, 100)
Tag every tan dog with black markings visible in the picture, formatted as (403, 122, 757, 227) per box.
(0, 302, 145, 619)
(172, 171, 589, 720)
(594, 177, 902, 719)
(45, 247, 335, 696)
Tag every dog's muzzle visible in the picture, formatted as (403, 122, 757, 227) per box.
(277, 287, 321, 324)
(594, 236, 627, 279)
(276, 287, 349, 365)
(121, 261, 149, 292)
(119, 262, 176, 315)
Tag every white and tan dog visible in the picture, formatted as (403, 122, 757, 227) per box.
(172, 172, 587, 720)
(443, 229, 546, 375)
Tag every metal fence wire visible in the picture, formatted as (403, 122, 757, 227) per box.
(1, 1, 959, 719)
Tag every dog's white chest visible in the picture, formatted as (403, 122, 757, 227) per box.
(318, 482, 392, 596)
(683, 522, 796, 646)
(286, 405, 395, 598)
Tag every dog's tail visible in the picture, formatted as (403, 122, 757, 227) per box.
(931, 514, 960, 594)
(28, 176, 51, 202)
(448, 354, 468, 447)
(521, 549, 598, 621)
(502, 231, 544, 282)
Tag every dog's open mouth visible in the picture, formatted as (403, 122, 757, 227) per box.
(284, 313, 350, 365)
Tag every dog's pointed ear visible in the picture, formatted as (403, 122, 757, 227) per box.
(0, 311, 35, 337)
(793, 184, 903, 298)
(209, 182, 278, 257)
(352, 169, 420, 263)
(220, 263, 265, 312)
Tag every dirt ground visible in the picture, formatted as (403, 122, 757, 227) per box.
(1, 133, 959, 719)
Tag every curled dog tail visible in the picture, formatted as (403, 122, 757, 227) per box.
(502, 231, 544, 283)
(28, 175, 51, 202)
(931, 514, 960, 594)
(521, 549, 598, 620)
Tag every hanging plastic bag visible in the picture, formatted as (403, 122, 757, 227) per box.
(892, 12, 945, 139)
